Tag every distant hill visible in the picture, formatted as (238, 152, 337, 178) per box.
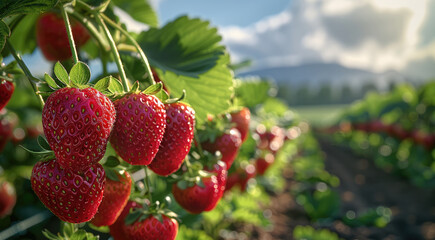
(237, 62, 408, 90)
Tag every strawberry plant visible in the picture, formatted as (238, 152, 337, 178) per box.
(0, 0, 396, 239)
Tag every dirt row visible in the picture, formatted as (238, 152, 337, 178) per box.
(246, 138, 435, 240)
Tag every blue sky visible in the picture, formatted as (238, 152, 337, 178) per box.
(156, 0, 291, 27)
(22, 0, 435, 80)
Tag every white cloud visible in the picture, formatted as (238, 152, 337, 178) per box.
(220, 0, 435, 79)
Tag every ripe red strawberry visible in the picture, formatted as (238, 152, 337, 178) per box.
(36, 13, 90, 61)
(238, 164, 256, 191)
(109, 201, 142, 240)
(0, 116, 13, 152)
(91, 171, 132, 226)
(149, 103, 195, 176)
(110, 93, 166, 165)
(202, 128, 242, 170)
(256, 153, 275, 175)
(224, 172, 239, 193)
(31, 159, 105, 223)
(0, 180, 16, 218)
(172, 175, 219, 214)
(205, 162, 227, 211)
(0, 80, 14, 111)
(230, 107, 250, 142)
(42, 87, 115, 171)
(123, 214, 178, 240)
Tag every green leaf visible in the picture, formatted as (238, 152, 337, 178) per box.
(54, 62, 69, 85)
(0, 0, 58, 19)
(124, 210, 142, 225)
(107, 77, 124, 94)
(44, 73, 60, 89)
(154, 214, 163, 223)
(176, 180, 188, 190)
(104, 156, 120, 168)
(235, 77, 272, 108)
(105, 168, 119, 181)
(143, 83, 162, 95)
(88, 223, 110, 233)
(37, 136, 51, 150)
(20, 145, 55, 162)
(42, 229, 59, 240)
(137, 16, 233, 124)
(62, 222, 75, 236)
(4, 14, 38, 55)
(112, 0, 158, 28)
(0, 20, 10, 52)
(70, 62, 91, 86)
(93, 76, 111, 92)
(155, 88, 169, 102)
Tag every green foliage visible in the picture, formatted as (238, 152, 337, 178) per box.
(112, 0, 158, 27)
(293, 226, 343, 240)
(0, 20, 9, 52)
(234, 77, 272, 108)
(0, 0, 58, 19)
(136, 16, 233, 124)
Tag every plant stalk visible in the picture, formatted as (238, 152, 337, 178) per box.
(5, 40, 45, 107)
(101, 14, 156, 85)
(60, 6, 79, 64)
(144, 167, 153, 202)
(95, 14, 130, 92)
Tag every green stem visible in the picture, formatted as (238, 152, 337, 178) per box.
(60, 6, 79, 64)
(95, 14, 130, 92)
(5, 40, 45, 107)
(67, 9, 110, 51)
(144, 167, 152, 202)
(101, 14, 156, 85)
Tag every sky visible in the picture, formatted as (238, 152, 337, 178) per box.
(150, 0, 435, 80)
(23, 0, 435, 80)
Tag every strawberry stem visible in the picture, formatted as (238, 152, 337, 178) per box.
(101, 14, 156, 85)
(95, 14, 130, 92)
(144, 167, 153, 202)
(60, 6, 79, 65)
(4, 40, 45, 108)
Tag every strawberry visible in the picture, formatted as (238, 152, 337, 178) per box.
(230, 107, 250, 142)
(225, 164, 256, 192)
(109, 201, 142, 240)
(0, 115, 13, 152)
(172, 175, 219, 214)
(31, 159, 105, 223)
(202, 128, 242, 170)
(36, 13, 90, 61)
(42, 87, 115, 171)
(123, 214, 178, 240)
(0, 79, 14, 111)
(238, 164, 256, 191)
(205, 161, 227, 211)
(224, 172, 239, 193)
(255, 153, 275, 175)
(0, 180, 16, 218)
(149, 103, 195, 176)
(91, 171, 132, 226)
(110, 93, 166, 165)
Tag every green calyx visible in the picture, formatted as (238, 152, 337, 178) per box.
(124, 200, 178, 225)
(20, 136, 55, 162)
(38, 61, 92, 97)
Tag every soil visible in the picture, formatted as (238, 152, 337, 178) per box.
(246, 137, 435, 240)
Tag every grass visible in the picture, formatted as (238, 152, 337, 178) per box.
(291, 104, 349, 127)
